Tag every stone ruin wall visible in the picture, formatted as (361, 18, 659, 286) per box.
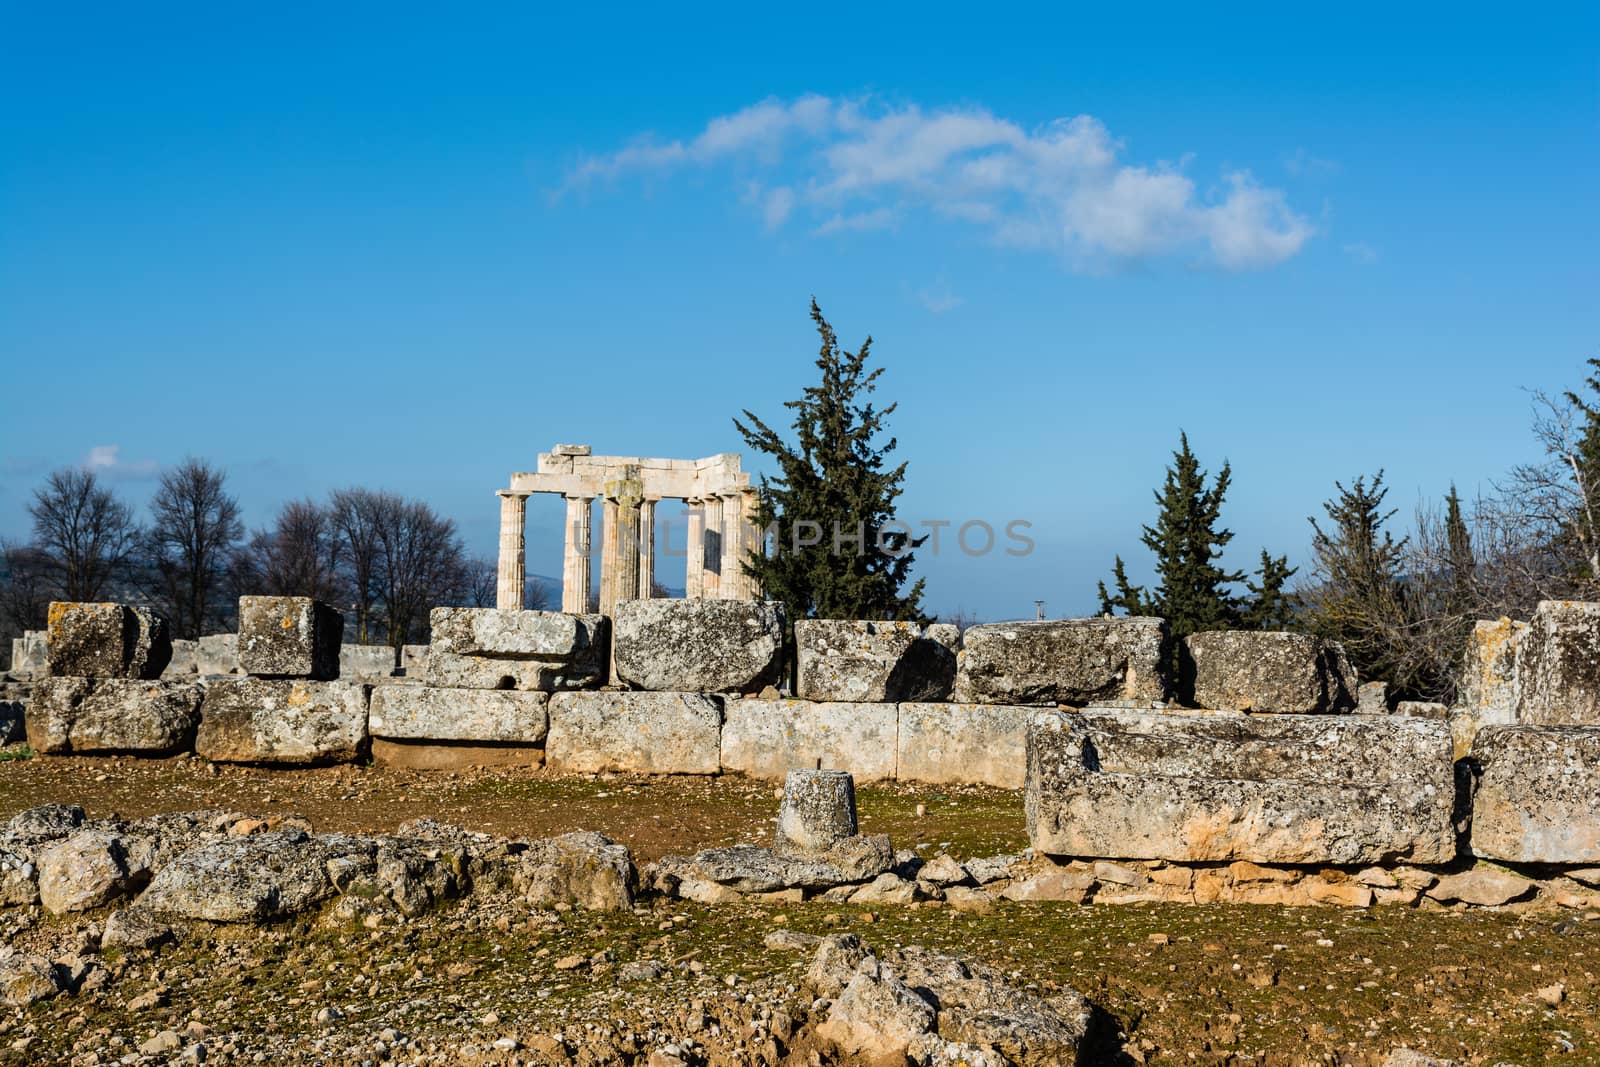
(5, 595, 1600, 913)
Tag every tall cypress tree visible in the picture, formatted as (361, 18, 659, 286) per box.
(1098, 434, 1293, 636)
(734, 299, 926, 622)
(1444, 483, 1474, 609)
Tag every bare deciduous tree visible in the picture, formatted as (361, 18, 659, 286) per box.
(0, 541, 55, 645)
(28, 467, 140, 602)
(329, 488, 384, 643)
(146, 458, 243, 638)
(244, 498, 342, 602)
(372, 496, 469, 653)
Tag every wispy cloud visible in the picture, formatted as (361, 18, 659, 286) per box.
(1343, 241, 1380, 264)
(82, 445, 159, 481)
(563, 95, 1315, 272)
(915, 277, 964, 315)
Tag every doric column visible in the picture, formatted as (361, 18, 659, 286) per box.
(701, 496, 723, 599)
(719, 491, 744, 599)
(685, 500, 704, 599)
(741, 488, 763, 600)
(495, 491, 529, 611)
(600, 467, 644, 617)
(561, 495, 593, 614)
(638, 498, 657, 598)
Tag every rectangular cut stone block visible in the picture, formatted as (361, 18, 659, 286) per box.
(953, 617, 1169, 705)
(1026, 710, 1457, 865)
(47, 602, 171, 680)
(339, 644, 396, 682)
(401, 644, 429, 676)
(897, 703, 1031, 788)
(423, 649, 602, 692)
(1180, 630, 1356, 713)
(237, 596, 343, 679)
(720, 699, 897, 782)
(28, 677, 202, 755)
(9, 631, 47, 677)
(795, 621, 959, 702)
(1518, 601, 1600, 725)
(1460, 617, 1527, 716)
(196, 678, 368, 763)
(612, 600, 785, 693)
(430, 607, 607, 658)
(369, 684, 548, 744)
(162, 639, 198, 677)
(546, 692, 721, 775)
(1471, 725, 1600, 864)
(197, 634, 240, 675)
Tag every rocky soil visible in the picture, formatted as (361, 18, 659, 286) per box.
(0, 752, 1597, 1064)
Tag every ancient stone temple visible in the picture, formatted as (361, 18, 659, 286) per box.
(496, 445, 762, 613)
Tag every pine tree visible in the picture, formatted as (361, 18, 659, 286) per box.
(734, 299, 926, 622)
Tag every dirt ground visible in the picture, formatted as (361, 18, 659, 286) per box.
(2, 753, 1598, 1065)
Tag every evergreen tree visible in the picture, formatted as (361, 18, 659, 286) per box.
(1444, 483, 1475, 609)
(1241, 550, 1298, 629)
(1306, 472, 1408, 682)
(734, 299, 925, 622)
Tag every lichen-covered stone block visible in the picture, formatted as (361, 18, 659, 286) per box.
(1518, 601, 1600, 725)
(1180, 630, 1357, 713)
(27, 677, 201, 755)
(720, 699, 898, 782)
(952, 617, 1169, 705)
(612, 599, 784, 693)
(338, 644, 396, 682)
(1026, 710, 1456, 865)
(195, 678, 367, 763)
(423, 649, 602, 692)
(1471, 725, 1600, 864)
(1460, 617, 1528, 716)
(795, 620, 958, 702)
(421, 608, 606, 690)
(546, 691, 722, 774)
(896, 703, 1032, 789)
(236, 596, 343, 679)
(368, 684, 548, 744)
(46, 602, 171, 680)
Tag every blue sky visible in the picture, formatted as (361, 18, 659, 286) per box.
(2, 4, 1596, 620)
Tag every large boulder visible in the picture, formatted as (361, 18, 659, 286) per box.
(1180, 630, 1357, 713)
(1459, 617, 1528, 716)
(1026, 710, 1457, 865)
(612, 599, 784, 693)
(657, 840, 893, 895)
(46, 602, 171, 679)
(795, 620, 959, 702)
(37, 830, 135, 913)
(952, 617, 1169, 705)
(546, 691, 721, 774)
(1471, 725, 1600, 864)
(368, 684, 548, 744)
(720, 699, 898, 782)
(27, 677, 202, 755)
(1518, 601, 1600, 725)
(137, 829, 339, 922)
(236, 596, 343, 679)
(195, 678, 368, 763)
(511, 831, 637, 911)
(897, 703, 1033, 789)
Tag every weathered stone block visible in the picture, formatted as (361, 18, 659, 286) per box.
(1519, 601, 1600, 725)
(897, 703, 1032, 789)
(195, 678, 367, 763)
(237, 596, 343, 679)
(1460, 617, 1527, 715)
(1356, 681, 1388, 714)
(795, 621, 958, 702)
(952, 617, 1169, 705)
(9, 631, 46, 677)
(546, 691, 721, 774)
(1026, 710, 1456, 865)
(196, 633, 240, 675)
(401, 644, 429, 677)
(338, 644, 396, 681)
(46, 603, 171, 680)
(421, 609, 606, 690)
(1470, 725, 1600, 864)
(162, 639, 198, 677)
(422, 649, 599, 692)
(720, 699, 897, 781)
(27, 677, 202, 755)
(612, 599, 784, 693)
(1180, 630, 1357, 713)
(368, 684, 548, 744)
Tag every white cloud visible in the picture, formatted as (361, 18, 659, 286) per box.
(82, 445, 159, 480)
(564, 95, 1315, 271)
(917, 278, 964, 315)
(1343, 241, 1380, 264)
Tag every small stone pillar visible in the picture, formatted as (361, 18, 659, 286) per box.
(702, 496, 723, 599)
(638, 498, 657, 598)
(775, 769, 858, 854)
(495, 491, 529, 611)
(685, 500, 705, 599)
(561, 495, 593, 613)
